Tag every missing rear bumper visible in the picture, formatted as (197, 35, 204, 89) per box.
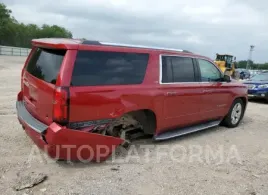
(16, 101, 48, 133)
(16, 101, 124, 162)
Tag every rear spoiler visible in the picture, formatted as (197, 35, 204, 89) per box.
(32, 38, 81, 50)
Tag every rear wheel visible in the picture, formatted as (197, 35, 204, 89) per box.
(221, 99, 245, 128)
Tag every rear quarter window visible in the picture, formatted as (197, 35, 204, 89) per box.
(71, 50, 149, 86)
(26, 48, 66, 84)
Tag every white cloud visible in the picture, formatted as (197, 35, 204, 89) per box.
(2, 0, 268, 62)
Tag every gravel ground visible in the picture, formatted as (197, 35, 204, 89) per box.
(0, 56, 268, 195)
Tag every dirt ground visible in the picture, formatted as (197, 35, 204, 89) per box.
(0, 56, 267, 195)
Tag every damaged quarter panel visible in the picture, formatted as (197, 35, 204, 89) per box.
(69, 85, 162, 124)
(68, 50, 163, 132)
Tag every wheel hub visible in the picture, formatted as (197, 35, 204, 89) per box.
(231, 103, 242, 125)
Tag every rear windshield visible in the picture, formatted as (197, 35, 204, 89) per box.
(71, 50, 149, 86)
(26, 48, 66, 84)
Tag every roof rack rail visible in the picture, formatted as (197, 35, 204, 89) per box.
(82, 40, 102, 45)
(81, 39, 188, 53)
(182, 50, 192, 53)
(100, 42, 184, 52)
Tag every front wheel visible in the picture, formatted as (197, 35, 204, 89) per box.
(221, 99, 245, 128)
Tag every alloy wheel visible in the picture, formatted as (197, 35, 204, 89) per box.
(231, 102, 242, 125)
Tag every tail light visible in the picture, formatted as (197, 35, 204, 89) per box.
(53, 87, 69, 125)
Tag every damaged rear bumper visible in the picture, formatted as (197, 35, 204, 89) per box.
(16, 101, 123, 162)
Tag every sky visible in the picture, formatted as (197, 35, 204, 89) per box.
(2, 0, 268, 63)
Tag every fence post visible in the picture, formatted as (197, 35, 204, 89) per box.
(12, 48, 14, 55)
(20, 48, 21, 56)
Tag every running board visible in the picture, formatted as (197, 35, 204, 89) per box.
(154, 120, 221, 141)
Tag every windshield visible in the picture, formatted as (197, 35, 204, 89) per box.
(250, 73, 268, 81)
(226, 56, 233, 63)
(216, 55, 225, 61)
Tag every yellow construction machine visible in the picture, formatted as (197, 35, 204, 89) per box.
(214, 53, 239, 79)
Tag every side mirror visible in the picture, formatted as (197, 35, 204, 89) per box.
(223, 74, 231, 82)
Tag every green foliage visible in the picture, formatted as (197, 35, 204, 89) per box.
(0, 3, 72, 48)
(237, 60, 268, 70)
(253, 63, 268, 70)
(237, 60, 249, 69)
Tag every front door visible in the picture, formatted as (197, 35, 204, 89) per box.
(196, 59, 232, 121)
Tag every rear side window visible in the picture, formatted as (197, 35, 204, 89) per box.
(26, 48, 66, 84)
(161, 56, 173, 83)
(161, 56, 196, 83)
(71, 51, 149, 86)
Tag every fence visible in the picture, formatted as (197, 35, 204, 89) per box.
(0, 45, 31, 56)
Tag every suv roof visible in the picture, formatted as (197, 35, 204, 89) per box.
(31, 38, 213, 63)
(32, 38, 193, 53)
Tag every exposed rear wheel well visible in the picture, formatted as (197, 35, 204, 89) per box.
(105, 109, 157, 146)
(126, 109, 157, 135)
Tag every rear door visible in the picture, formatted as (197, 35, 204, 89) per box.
(196, 58, 232, 121)
(68, 50, 150, 123)
(22, 47, 66, 125)
(160, 55, 203, 132)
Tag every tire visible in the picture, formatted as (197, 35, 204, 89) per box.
(221, 99, 245, 128)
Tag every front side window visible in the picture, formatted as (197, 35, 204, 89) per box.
(161, 56, 196, 83)
(198, 59, 222, 82)
(71, 51, 149, 86)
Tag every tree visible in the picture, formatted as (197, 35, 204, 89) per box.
(237, 60, 247, 69)
(0, 3, 13, 45)
(0, 3, 73, 48)
(237, 60, 268, 70)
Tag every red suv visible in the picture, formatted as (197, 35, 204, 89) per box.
(16, 38, 248, 162)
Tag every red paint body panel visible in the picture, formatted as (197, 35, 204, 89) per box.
(56, 50, 77, 87)
(159, 83, 203, 133)
(201, 84, 244, 120)
(18, 117, 123, 162)
(69, 85, 162, 122)
(16, 38, 248, 162)
(22, 71, 55, 125)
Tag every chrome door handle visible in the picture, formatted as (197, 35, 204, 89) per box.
(203, 89, 213, 93)
(166, 91, 177, 96)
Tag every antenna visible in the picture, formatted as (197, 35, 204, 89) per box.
(246, 45, 255, 70)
